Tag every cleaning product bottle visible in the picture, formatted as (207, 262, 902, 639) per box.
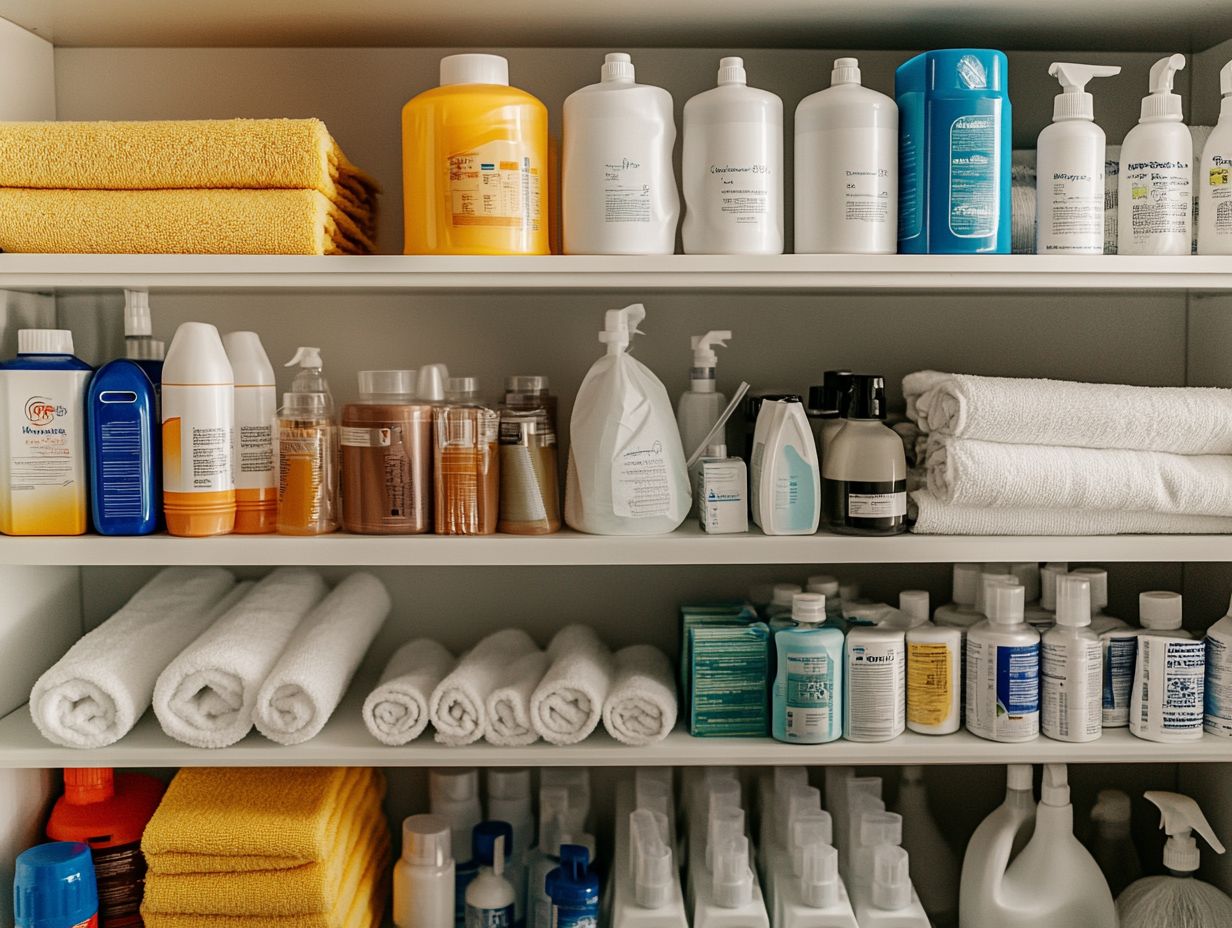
(750, 396, 820, 535)
(487, 769, 532, 926)
(1205, 592, 1232, 735)
(13, 841, 98, 928)
(46, 768, 165, 928)
(1089, 789, 1141, 898)
(895, 49, 1012, 254)
(966, 583, 1040, 743)
(795, 57, 898, 254)
(772, 593, 843, 744)
(1035, 63, 1122, 254)
(0, 330, 91, 536)
(221, 332, 276, 534)
(1119, 54, 1192, 255)
(121, 289, 164, 390)
(677, 330, 732, 466)
(958, 764, 1036, 928)
(1116, 791, 1232, 928)
(934, 564, 982, 629)
(822, 374, 906, 536)
(692, 834, 769, 928)
(1199, 60, 1232, 255)
(276, 346, 338, 535)
(87, 360, 158, 536)
(853, 847, 930, 927)
(565, 304, 690, 535)
(432, 768, 484, 927)
(161, 322, 235, 537)
(843, 625, 906, 742)
(546, 845, 601, 928)
(906, 616, 962, 735)
(894, 766, 958, 927)
(683, 57, 783, 255)
(395, 814, 456, 928)
(562, 53, 678, 255)
(1131, 590, 1205, 743)
(1041, 573, 1103, 743)
(402, 54, 548, 256)
(466, 822, 516, 928)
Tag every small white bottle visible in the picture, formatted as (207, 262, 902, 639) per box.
(1118, 54, 1193, 256)
(466, 823, 515, 928)
(794, 58, 897, 254)
(934, 564, 982, 629)
(843, 626, 906, 742)
(562, 53, 678, 255)
(966, 583, 1040, 743)
(221, 331, 276, 534)
(1131, 591, 1205, 743)
(395, 814, 456, 928)
(677, 330, 732, 464)
(487, 769, 532, 926)
(1199, 60, 1232, 255)
(696, 444, 748, 535)
(1205, 593, 1232, 736)
(1041, 574, 1103, 743)
(682, 57, 783, 255)
(906, 610, 962, 736)
(1036, 63, 1122, 254)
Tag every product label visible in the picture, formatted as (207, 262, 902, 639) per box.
(1133, 637, 1204, 737)
(898, 107, 925, 242)
(1104, 157, 1120, 253)
(689, 625, 769, 737)
(1124, 159, 1191, 244)
(824, 477, 906, 533)
(785, 652, 835, 739)
(613, 440, 675, 519)
(1040, 165, 1105, 252)
(703, 138, 775, 227)
(341, 426, 392, 448)
(1206, 153, 1232, 239)
(949, 115, 999, 237)
(1041, 636, 1102, 740)
(769, 444, 818, 532)
(797, 126, 895, 251)
(90, 840, 145, 927)
(277, 425, 330, 526)
(98, 418, 146, 521)
(846, 636, 906, 740)
(551, 904, 598, 928)
(907, 640, 957, 727)
(449, 141, 542, 231)
(848, 490, 907, 518)
(698, 460, 747, 534)
(1102, 633, 1138, 726)
(233, 385, 275, 490)
(466, 903, 514, 928)
(1206, 633, 1232, 736)
(966, 637, 1039, 740)
(603, 156, 653, 224)
(162, 384, 234, 496)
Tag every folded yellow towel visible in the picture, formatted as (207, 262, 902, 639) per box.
(0, 188, 374, 255)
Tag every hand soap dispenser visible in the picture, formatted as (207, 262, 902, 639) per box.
(1199, 60, 1232, 254)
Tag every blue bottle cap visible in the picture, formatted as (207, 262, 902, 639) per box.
(13, 841, 98, 928)
(546, 844, 600, 908)
(471, 820, 513, 866)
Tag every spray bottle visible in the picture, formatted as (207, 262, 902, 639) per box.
(677, 331, 732, 464)
(1116, 791, 1232, 927)
(276, 347, 338, 535)
(1199, 61, 1232, 254)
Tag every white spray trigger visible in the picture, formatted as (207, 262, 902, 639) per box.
(691, 330, 732, 368)
(285, 346, 323, 369)
(1149, 54, 1186, 94)
(1048, 63, 1121, 121)
(599, 303, 647, 352)
(1145, 791, 1225, 873)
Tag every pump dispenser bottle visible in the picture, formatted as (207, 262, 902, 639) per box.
(1199, 61, 1232, 254)
(1119, 55, 1192, 255)
(276, 347, 337, 535)
(395, 814, 456, 928)
(677, 331, 732, 465)
(1041, 574, 1103, 743)
(823, 375, 906, 536)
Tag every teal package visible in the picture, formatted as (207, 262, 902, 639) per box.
(896, 49, 1011, 254)
(688, 622, 770, 737)
(679, 600, 758, 706)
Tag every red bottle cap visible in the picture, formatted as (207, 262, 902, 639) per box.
(64, 769, 114, 805)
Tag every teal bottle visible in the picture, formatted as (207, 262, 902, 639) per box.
(773, 594, 844, 744)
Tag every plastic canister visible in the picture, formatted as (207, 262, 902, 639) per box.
(221, 332, 276, 534)
(546, 844, 601, 928)
(87, 360, 158, 536)
(14, 842, 98, 928)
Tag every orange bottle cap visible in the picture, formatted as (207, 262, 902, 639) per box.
(64, 768, 114, 805)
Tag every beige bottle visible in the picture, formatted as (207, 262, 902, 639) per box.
(822, 374, 907, 536)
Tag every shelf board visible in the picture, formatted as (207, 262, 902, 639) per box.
(2, 255, 1232, 293)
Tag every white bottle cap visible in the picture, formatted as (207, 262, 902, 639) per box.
(1070, 567, 1109, 609)
(429, 768, 480, 860)
(859, 810, 903, 849)
(800, 841, 839, 908)
(773, 583, 804, 606)
(123, 288, 151, 337)
(777, 785, 822, 846)
(691, 330, 732, 369)
(1140, 590, 1183, 629)
(1141, 54, 1186, 121)
(1007, 764, 1033, 791)
(222, 332, 275, 385)
(871, 845, 913, 911)
(717, 56, 746, 85)
(976, 573, 1016, 616)
(712, 835, 753, 908)
(403, 813, 452, 868)
(952, 563, 980, 607)
(357, 369, 417, 399)
(898, 590, 930, 625)
(988, 583, 1026, 625)
(416, 363, 450, 402)
(164, 322, 233, 385)
(808, 574, 839, 596)
(1009, 563, 1041, 603)
(705, 443, 727, 459)
(633, 823, 674, 909)
(791, 592, 826, 624)
(602, 52, 635, 83)
(707, 806, 745, 873)
(1048, 62, 1121, 121)
(1055, 575, 1092, 627)
(831, 57, 861, 86)
(1041, 763, 1070, 807)
(440, 53, 509, 87)
(791, 811, 833, 876)
(17, 329, 74, 355)
(1040, 564, 1066, 611)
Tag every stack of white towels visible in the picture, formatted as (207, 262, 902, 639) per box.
(362, 625, 677, 748)
(905, 370, 1232, 534)
(29, 566, 391, 749)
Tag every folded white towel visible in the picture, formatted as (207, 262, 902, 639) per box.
(911, 489, 1232, 535)
(904, 370, 1232, 454)
(531, 624, 614, 746)
(485, 650, 549, 746)
(29, 567, 236, 748)
(926, 436, 1232, 516)
(252, 571, 391, 745)
(362, 638, 455, 746)
(602, 645, 677, 746)
(430, 629, 539, 746)
(153, 568, 329, 749)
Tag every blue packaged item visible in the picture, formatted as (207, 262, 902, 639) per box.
(13, 841, 98, 928)
(896, 49, 1012, 254)
(545, 844, 599, 928)
(87, 359, 159, 535)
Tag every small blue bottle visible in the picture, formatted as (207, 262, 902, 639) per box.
(772, 595, 844, 744)
(87, 359, 159, 535)
(545, 844, 599, 928)
(13, 841, 98, 928)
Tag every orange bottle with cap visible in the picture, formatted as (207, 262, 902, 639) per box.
(46, 768, 166, 928)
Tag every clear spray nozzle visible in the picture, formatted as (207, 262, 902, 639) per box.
(1145, 790, 1226, 873)
(690, 330, 733, 368)
(1048, 62, 1121, 120)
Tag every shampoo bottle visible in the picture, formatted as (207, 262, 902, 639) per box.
(87, 360, 159, 535)
(1041, 574, 1103, 743)
(276, 347, 338, 535)
(394, 814, 456, 928)
(773, 595, 844, 744)
(1205, 592, 1232, 736)
(822, 374, 906, 536)
(466, 822, 516, 928)
(958, 764, 1036, 928)
(1199, 60, 1232, 254)
(966, 583, 1040, 743)
(221, 331, 276, 534)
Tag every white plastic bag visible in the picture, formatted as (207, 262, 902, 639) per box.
(565, 304, 691, 534)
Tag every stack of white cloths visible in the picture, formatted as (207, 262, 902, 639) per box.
(905, 370, 1232, 534)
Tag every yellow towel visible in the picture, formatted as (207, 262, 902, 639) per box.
(143, 767, 382, 872)
(0, 188, 375, 255)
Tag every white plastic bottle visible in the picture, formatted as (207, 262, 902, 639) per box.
(795, 57, 897, 254)
(1130, 591, 1205, 743)
(1198, 60, 1232, 255)
(487, 769, 532, 926)
(1118, 54, 1192, 256)
(934, 564, 982, 629)
(682, 57, 783, 255)
(966, 583, 1040, 743)
(1204, 593, 1232, 736)
(395, 814, 456, 928)
(853, 846, 929, 928)
(1035, 63, 1122, 254)
(906, 618, 962, 736)
(466, 823, 515, 928)
(677, 330, 731, 464)
(431, 768, 483, 926)
(843, 626, 906, 742)
(221, 331, 276, 534)
(1041, 574, 1103, 743)
(750, 398, 820, 535)
(894, 766, 958, 927)
(958, 764, 1036, 928)
(562, 53, 678, 255)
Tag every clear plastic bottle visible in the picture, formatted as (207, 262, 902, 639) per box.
(499, 378, 560, 535)
(275, 346, 338, 535)
(435, 379, 500, 535)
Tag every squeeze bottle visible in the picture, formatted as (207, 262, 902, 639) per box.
(394, 814, 456, 928)
(1198, 60, 1232, 254)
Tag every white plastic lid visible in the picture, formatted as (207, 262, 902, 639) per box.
(800, 841, 839, 908)
(976, 573, 1016, 616)
(831, 56, 861, 86)
(440, 53, 509, 86)
(164, 322, 233, 385)
(1071, 567, 1109, 609)
(717, 56, 746, 85)
(1042, 763, 1070, 807)
(898, 590, 930, 625)
(123, 288, 151, 337)
(871, 845, 912, 911)
(712, 836, 753, 908)
(707, 806, 745, 872)
(602, 52, 635, 82)
(952, 563, 980, 607)
(1056, 575, 1092, 628)
(988, 583, 1026, 625)
(416, 363, 450, 402)
(600, 304, 646, 353)
(17, 329, 74, 355)
(773, 583, 804, 606)
(791, 811, 833, 876)
(430, 767, 478, 802)
(1140, 590, 1183, 629)
(1010, 563, 1041, 603)
(222, 332, 275, 385)
(792, 592, 826, 624)
(706, 443, 727, 459)
(1141, 54, 1186, 121)
(1048, 62, 1121, 121)
(778, 785, 822, 845)
(1040, 564, 1066, 611)
(1007, 764, 1033, 792)
(808, 574, 839, 596)
(357, 370, 416, 399)
(403, 813, 452, 868)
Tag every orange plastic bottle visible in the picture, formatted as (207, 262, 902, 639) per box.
(46, 768, 166, 928)
(402, 54, 550, 255)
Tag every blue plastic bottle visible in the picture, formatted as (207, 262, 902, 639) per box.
(545, 845, 599, 928)
(87, 359, 159, 535)
(896, 49, 1012, 254)
(772, 596, 844, 744)
(13, 841, 99, 928)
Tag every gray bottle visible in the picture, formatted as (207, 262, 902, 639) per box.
(822, 374, 907, 536)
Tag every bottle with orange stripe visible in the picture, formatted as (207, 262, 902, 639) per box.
(161, 322, 235, 537)
(222, 332, 277, 533)
(276, 347, 338, 535)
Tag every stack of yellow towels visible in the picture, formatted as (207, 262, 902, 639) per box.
(140, 766, 390, 928)
(0, 119, 378, 254)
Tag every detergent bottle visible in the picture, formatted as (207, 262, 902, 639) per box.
(958, 764, 1035, 928)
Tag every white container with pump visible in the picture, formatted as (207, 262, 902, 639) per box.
(966, 583, 1040, 743)
(1036, 62, 1122, 254)
(852, 846, 929, 928)
(958, 764, 1036, 928)
(1041, 574, 1103, 743)
(1119, 54, 1193, 255)
(562, 53, 679, 255)
(394, 813, 456, 928)
(1131, 591, 1205, 742)
(1198, 60, 1232, 254)
(795, 57, 897, 254)
(677, 330, 731, 463)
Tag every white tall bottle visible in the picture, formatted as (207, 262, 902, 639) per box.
(1041, 574, 1103, 743)
(1118, 54, 1192, 255)
(958, 765, 1036, 928)
(677, 330, 731, 463)
(966, 583, 1040, 743)
(221, 331, 276, 534)
(562, 53, 678, 255)
(682, 57, 783, 255)
(1036, 63, 1122, 254)
(394, 814, 456, 928)
(794, 57, 897, 254)
(1198, 61, 1232, 255)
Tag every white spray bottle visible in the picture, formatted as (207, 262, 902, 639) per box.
(1117, 791, 1232, 927)
(1198, 60, 1232, 255)
(677, 330, 732, 466)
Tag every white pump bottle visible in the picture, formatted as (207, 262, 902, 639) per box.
(677, 330, 732, 463)
(1198, 60, 1232, 254)
(1036, 62, 1121, 254)
(1119, 54, 1192, 255)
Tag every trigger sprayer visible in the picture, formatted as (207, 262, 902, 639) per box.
(1048, 63, 1121, 121)
(1140, 54, 1186, 122)
(690, 330, 732, 389)
(1145, 791, 1225, 874)
(283, 347, 333, 415)
(600, 304, 646, 355)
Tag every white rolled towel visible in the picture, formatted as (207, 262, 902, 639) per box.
(530, 624, 614, 745)
(253, 571, 391, 745)
(153, 568, 329, 748)
(30, 567, 237, 748)
(485, 650, 549, 746)
(430, 629, 538, 746)
(602, 645, 677, 746)
(363, 639, 455, 746)
(903, 370, 1232, 454)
